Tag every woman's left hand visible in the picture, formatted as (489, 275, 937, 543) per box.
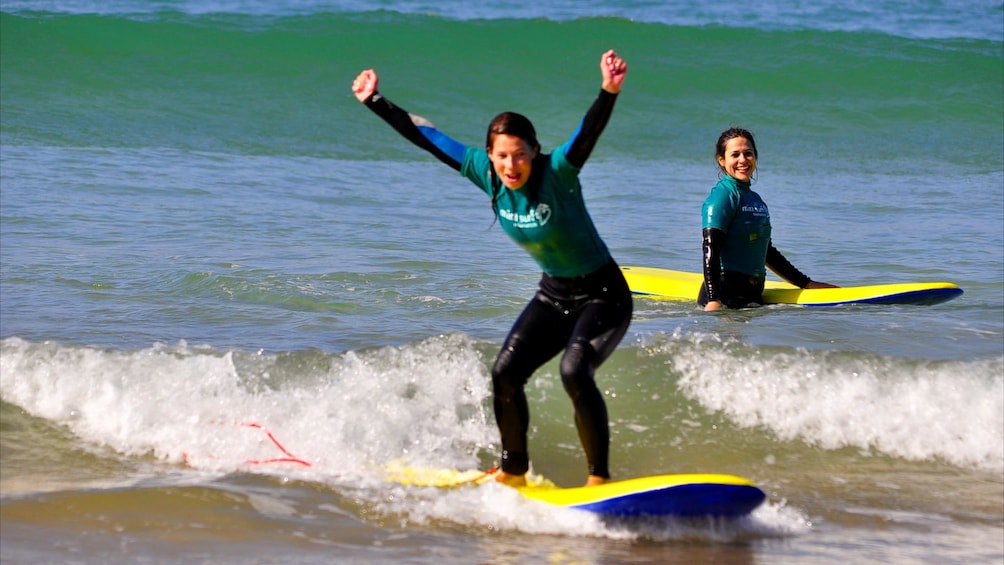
(806, 280, 839, 289)
(600, 49, 628, 94)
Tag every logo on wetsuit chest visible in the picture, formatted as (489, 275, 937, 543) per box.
(499, 203, 552, 229)
(739, 202, 770, 242)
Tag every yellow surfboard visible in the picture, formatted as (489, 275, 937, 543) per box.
(384, 465, 766, 518)
(621, 265, 962, 307)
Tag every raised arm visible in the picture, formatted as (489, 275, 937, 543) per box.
(565, 50, 628, 168)
(351, 69, 466, 171)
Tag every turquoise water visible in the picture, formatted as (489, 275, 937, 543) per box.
(2, 2, 1003, 564)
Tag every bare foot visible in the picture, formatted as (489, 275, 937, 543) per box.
(585, 475, 608, 487)
(495, 471, 527, 487)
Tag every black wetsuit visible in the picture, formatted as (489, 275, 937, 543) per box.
(363, 89, 632, 478)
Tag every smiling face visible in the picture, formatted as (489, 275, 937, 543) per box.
(717, 136, 757, 183)
(489, 133, 538, 190)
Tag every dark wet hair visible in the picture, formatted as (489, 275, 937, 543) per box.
(485, 111, 540, 154)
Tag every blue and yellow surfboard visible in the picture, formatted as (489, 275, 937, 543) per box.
(621, 266, 962, 307)
(385, 465, 766, 518)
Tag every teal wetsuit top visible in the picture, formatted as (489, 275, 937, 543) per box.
(702, 175, 771, 278)
(460, 145, 609, 278)
(363, 89, 617, 279)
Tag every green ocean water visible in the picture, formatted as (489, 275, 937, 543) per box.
(3, 11, 1001, 168)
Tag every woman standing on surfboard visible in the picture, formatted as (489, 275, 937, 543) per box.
(352, 50, 632, 487)
(700, 128, 837, 311)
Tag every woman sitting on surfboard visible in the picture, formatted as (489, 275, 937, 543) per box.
(700, 128, 837, 311)
(352, 50, 633, 487)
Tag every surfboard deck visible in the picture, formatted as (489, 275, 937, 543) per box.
(621, 266, 963, 307)
(384, 465, 766, 518)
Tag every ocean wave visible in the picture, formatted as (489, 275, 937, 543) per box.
(2, 0, 1001, 41)
(654, 331, 1004, 473)
(3, 334, 1000, 480)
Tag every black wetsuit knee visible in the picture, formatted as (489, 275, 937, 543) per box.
(559, 338, 596, 399)
(491, 343, 528, 400)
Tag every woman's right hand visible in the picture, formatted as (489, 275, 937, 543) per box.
(704, 300, 722, 312)
(351, 69, 379, 103)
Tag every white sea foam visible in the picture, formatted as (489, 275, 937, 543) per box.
(665, 332, 1004, 473)
(0, 335, 494, 474)
(0, 335, 807, 540)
